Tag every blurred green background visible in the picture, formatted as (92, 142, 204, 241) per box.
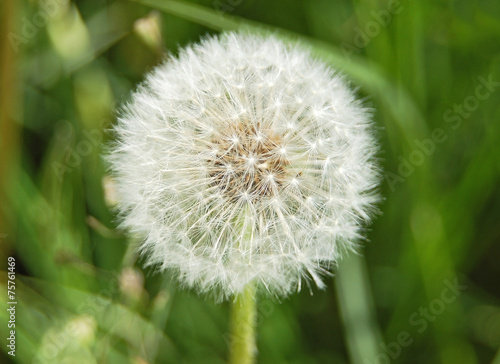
(1, 0, 500, 363)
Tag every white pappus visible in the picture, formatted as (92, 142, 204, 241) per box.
(107, 32, 380, 300)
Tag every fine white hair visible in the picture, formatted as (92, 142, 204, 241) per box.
(108, 32, 380, 300)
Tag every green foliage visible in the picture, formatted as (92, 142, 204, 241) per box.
(1, 0, 500, 363)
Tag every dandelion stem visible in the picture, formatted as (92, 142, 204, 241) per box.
(229, 283, 257, 364)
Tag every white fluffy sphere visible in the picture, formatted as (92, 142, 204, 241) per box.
(108, 32, 379, 300)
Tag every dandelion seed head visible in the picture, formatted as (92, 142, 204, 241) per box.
(108, 32, 380, 300)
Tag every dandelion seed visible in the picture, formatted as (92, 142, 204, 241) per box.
(107, 32, 380, 300)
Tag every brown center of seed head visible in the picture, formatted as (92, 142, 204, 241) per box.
(207, 122, 288, 201)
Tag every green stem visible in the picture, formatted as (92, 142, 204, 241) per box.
(229, 283, 257, 364)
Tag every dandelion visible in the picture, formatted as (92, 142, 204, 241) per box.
(108, 31, 379, 363)
(109, 31, 379, 298)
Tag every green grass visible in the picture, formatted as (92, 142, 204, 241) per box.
(1, 0, 500, 363)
